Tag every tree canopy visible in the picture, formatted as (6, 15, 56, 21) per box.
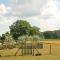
(9, 20, 41, 40)
(43, 30, 60, 39)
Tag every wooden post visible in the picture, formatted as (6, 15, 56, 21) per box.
(21, 43, 23, 56)
(14, 47, 20, 56)
(32, 45, 34, 56)
(49, 44, 52, 54)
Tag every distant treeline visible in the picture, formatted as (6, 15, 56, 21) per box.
(43, 30, 60, 39)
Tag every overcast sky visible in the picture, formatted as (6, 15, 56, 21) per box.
(0, 0, 60, 35)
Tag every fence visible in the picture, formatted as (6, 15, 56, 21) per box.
(0, 41, 60, 56)
(15, 41, 60, 56)
(35, 41, 60, 55)
(40, 43, 60, 55)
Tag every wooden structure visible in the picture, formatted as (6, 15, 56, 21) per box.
(15, 40, 43, 56)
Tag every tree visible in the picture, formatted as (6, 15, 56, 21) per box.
(17, 35, 40, 45)
(9, 20, 31, 40)
(9, 20, 41, 41)
(43, 31, 53, 39)
(0, 32, 10, 44)
(1, 34, 5, 44)
(4, 32, 16, 49)
(43, 31, 57, 39)
(29, 26, 40, 35)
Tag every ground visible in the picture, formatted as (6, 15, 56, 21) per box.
(0, 39, 60, 60)
(0, 55, 60, 60)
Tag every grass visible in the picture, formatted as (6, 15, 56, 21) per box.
(0, 40, 60, 60)
(0, 55, 60, 60)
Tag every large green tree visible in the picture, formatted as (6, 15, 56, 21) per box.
(29, 26, 40, 35)
(9, 20, 41, 40)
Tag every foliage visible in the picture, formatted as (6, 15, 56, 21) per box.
(3, 32, 16, 49)
(29, 26, 40, 35)
(32, 35, 40, 41)
(17, 35, 33, 44)
(1, 34, 5, 44)
(17, 35, 41, 45)
(0, 32, 10, 44)
(9, 20, 31, 40)
(43, 30, 60, 39)
(9, 20, 41, 41)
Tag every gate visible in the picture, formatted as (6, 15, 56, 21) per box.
(21, 43, 33, 56)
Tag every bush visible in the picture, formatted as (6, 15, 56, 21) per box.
(7, 45, 16, 49)
(0, 45, 6, 50)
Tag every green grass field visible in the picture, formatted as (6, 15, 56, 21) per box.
(0, 40, 60, 60)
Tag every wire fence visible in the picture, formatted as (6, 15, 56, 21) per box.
(15, 42, 60, 56)
(0, 41, 60, 56)
(37, 42, 60, 55)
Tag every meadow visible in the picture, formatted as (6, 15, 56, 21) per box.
(0, 55, 60, 60)
(0, 40, 60, 60)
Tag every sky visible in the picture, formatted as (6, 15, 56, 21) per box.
(0, 0, 60, 35)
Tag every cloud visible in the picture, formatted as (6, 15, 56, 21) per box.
(37, 0, 60, 31)
(5, 0, 48, 17)
(10, 3, 39, 17)
(0, 0, 60, 35)
(0, 4, 11, 16)
(0, 15, 18, 35)
(0, 4, 9, 15)
(10, 0, 48, 17)
(26, 0, 60, 31)
(0, 4, 7, 15)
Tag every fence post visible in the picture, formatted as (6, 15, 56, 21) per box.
(33, 48, 34, 56)
(49, 43, 52, 54)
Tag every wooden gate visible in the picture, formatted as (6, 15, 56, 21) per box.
(21, 43, 33, 55)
